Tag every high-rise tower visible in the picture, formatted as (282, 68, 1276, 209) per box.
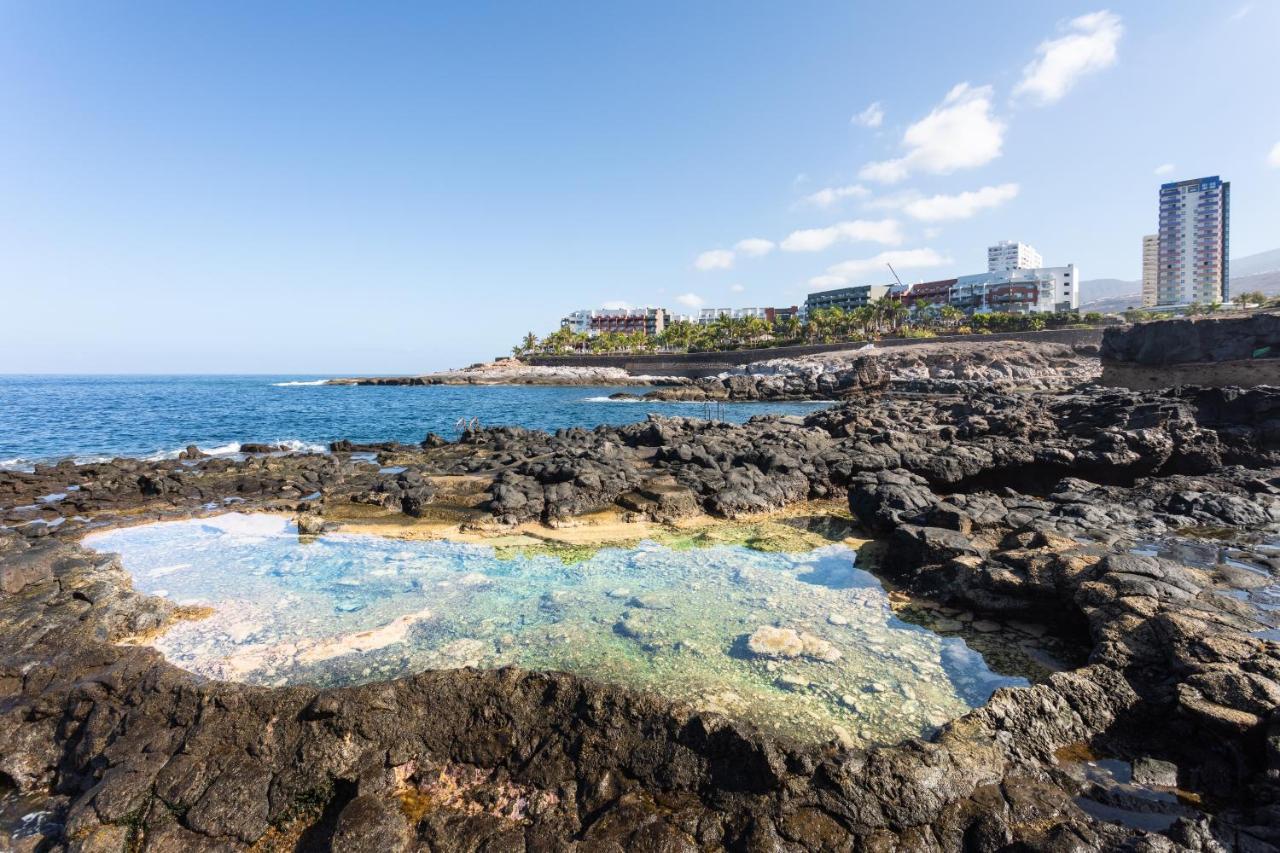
(1156, 176, 1230, 305)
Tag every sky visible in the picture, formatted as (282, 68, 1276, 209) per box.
(2, 1, 1278, 374)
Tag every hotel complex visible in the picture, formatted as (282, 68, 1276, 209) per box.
(805, 241, 1077, 318)
(561, 240, 1079, 338)
(1152, 176, 1231, 306)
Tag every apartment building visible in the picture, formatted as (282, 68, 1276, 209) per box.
(804, 284, 891, 315)
(1141, 234, 1159, 308)
(560, 307, 669, 337)
(1156, 176, 1230, 305)
(987, 240, 1043, 273)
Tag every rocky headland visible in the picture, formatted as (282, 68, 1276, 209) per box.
(325, 361, 683, 387)
(3, 332, 1280, 850)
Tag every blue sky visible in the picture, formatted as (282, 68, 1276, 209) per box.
(2, 1, 1278, 373)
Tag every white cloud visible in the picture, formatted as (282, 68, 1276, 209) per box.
(1154, 163, 1175, 176)
(1268, 141, 1280, 169)
(729, 283, 745, 293)
(694, 249, 734, 271)
(809, 248, 950, 289)
(859, 83, 1006, 184)
(781, 219, 903, 252)
(600, 300, 631, 310)
(675, 292, 705, 308)
(862, 190, 923, 211)
(1229, 4, 1253, 22)
(1014, 11, 1123, 106)
(901, 183, 1020, 222)
(852, 101, 884, 128)
(802, 184, 871, 208)
(734, 237, 775, 257)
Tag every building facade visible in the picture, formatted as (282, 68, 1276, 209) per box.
(560, 307, 669, 337)
(804, 284, 891, 315)
(896, 278, 955, 310)
(1141, 234, 1159, 308)
(987, 240, 1043, 273)
(1156, 176, 1230, 306)
(897, 265, 1078, 315)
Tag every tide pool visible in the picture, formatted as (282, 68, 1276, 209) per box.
(85, 513, 1028, 746)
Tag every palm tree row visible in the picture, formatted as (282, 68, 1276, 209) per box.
(511, 299, 1106, 357)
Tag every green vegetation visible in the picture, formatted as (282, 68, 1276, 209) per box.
(1122, 292, 1278, 324)
(510, 300, 1109, 357)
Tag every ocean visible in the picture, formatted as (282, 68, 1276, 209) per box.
(0, 375, 831, 468)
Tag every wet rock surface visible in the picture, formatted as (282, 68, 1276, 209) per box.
(2, 381, 1280, 849)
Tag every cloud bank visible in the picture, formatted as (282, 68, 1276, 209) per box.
(781, 219, 903, 252)
(808, 248, 950, 289)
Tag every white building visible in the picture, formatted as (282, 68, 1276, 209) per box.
(987, 240, 1043, 273)
(559, 307, 669, 336)
(1141, 234, 1159, 308)
(696, 307, 768, 324)
(1156, 176, 1230, 306)
(950, 264, 1079, 314)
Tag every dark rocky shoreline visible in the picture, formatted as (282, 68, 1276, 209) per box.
(3, 379, 1280, 850)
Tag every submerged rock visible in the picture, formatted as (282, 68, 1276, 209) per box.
(746, 626, 842, 663)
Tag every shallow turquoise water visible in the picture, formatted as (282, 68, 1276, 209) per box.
(85, 513, 1027, 745)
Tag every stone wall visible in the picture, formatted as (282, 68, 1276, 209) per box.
(527, 327, 1106, 378)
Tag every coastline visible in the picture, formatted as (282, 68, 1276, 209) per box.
(3, 357, 1280, 847)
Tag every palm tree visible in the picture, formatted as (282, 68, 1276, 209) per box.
(782, 316, 802, 341)
(938, 304, 964, 331)
(883, 300, 909, 333)
(847, 306, 874, 339)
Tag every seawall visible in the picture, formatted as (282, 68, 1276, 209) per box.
(526, 327, 1106, 378)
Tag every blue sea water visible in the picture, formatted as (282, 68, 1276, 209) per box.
(0, 375, 831, 467)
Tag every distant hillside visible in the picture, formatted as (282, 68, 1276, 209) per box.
(1231, 248, 1280, 278)
(1077, 247, 1280, 314)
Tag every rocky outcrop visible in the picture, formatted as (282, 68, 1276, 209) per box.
(4, 384, 1280, 849)
(1101, 312, 1280, 389)
(1102, 312, 1280, 365)
(643, 340, 1100, 401)
(326, 360, 688, 387)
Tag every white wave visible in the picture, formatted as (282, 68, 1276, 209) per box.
(201, 442, 244, 456)
(139, 439, 325, 462)
(273, 379, 330, 387)
(583, 395, 645, 403)
(275, 439, 328, 454)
